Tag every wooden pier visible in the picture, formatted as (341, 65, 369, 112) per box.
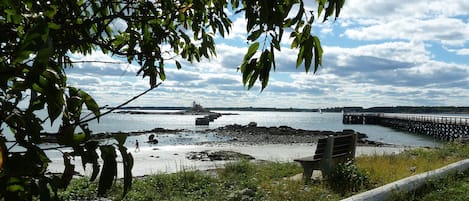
(343, 113, 469, 141)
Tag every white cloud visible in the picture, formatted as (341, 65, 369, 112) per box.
(344, 17, 469, 46)
(342, 0, 469, 20)
(455, 48, 469, 55)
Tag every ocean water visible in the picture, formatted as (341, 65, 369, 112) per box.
(3, 110, 442, 148)
(86, 110, 440, 147)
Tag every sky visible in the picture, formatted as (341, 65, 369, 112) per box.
(66, 0, 469, 109)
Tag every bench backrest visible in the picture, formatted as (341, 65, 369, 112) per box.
(313, 133, 357, 161)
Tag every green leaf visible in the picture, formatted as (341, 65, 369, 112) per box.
(158, 61, 166, 81)
(244, 42, 259, 61)
(258, 50, 272, 91)
(47, 22, 61, 30)
(175, 60, 182, 69)
(270, 44, 276, 71)
(39, 178, 51, 201)
(46, 88, 64, 124)
(296, 46, 304, 68)
(312, 36, 323, 73)
(303, 37, 314, 72)
(61, 153, 74, 188)
(72, 132, 87, 145)
(317, 0, 326, 17)
(98, 145, 117, 196)
(114, 133, 127, 146)
(118, 145, 133, 196)
(6, 178, 25, 193)
(248, 71, 259, 90)
(247, 29, 263, 41)
(83, 141, 100, 181)
(335, 0, 346, 20)
(57, 124, 76, 145)
(242, 59, 256, 86)
(78, 90, 100, 121)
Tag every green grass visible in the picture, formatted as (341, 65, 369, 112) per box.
(58, 143, 469, 201)
(356, 143, 469, 186)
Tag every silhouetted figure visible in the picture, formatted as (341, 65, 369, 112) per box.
(135, 140, 140, 152)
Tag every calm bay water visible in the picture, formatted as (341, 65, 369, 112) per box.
(85, 110, 440, 147)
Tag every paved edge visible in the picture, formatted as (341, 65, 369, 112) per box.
(341, 159, 469, 201)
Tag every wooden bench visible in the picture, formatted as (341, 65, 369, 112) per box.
(294, 130, 357, 181)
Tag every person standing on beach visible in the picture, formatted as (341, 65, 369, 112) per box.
(135, 140, 140, 152)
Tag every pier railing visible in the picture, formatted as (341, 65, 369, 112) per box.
(344, 113, 469, 126)
(343, 113, 469, 141)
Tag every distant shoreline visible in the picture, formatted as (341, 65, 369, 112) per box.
(110, 106, 319, 112)
(114, 110, 239, 115)
(109, 106, 469, 114)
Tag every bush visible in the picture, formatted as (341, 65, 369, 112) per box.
(327, 161, 371, 196)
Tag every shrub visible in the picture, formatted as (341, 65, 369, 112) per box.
(327, 161, 371, 196)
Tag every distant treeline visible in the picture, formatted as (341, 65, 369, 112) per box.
(324, 106, 469, 114)
(113, 106, 469, 114)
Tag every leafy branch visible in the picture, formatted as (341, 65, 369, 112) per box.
(0, 0, 344, 200)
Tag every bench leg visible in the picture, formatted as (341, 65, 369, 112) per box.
(301, 164, 314, 182)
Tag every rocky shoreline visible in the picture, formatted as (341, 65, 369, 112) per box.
(206, 124, 388, 146)
(87, 123, 390, 147)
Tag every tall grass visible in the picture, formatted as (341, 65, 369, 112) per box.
(356, 143, 469, 186)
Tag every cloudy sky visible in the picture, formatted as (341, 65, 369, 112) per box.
(67, 0, 469, 109)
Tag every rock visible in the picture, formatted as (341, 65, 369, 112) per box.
(239, 188, 255, 197)
(248, 122, 257, 127)
(148, 134, 155, 141)
(196, 117, 210, 125)
(228, 188, 256, 201)
(186, 150, 255, 161)
(147, 139, 159, 144)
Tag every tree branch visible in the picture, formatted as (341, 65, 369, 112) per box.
(78, 83, 162, 124)
(70, 60, 127, 64)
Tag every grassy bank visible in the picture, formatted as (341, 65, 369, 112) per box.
(58, 143, 469, 201)
(59, 161, 341, 201)
(356, 143, 469, 185)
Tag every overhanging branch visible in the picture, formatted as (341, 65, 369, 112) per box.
(79, 82, 162, 124)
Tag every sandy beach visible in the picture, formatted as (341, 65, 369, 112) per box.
(47, 142, 408, 178)
(43, 124, 414, 178)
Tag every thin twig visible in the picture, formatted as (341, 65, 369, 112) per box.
(78, 83, 162, 124)
(7, 141, 18, 152)
(70, 60, 127, 64)
(8, 145, 70, 154)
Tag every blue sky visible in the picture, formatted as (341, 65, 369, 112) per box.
(66, 0, 469, 109)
